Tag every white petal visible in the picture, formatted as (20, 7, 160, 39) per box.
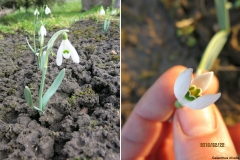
(191, 72, 213, 92)
(40, 26, 47, 37)
(182, 93, 221, 110)
(62, 40, 71, 59)
(99, 7, 105, 15)
(34, 9, 39, 15)
(69, 43, 80, 63)
(45, 6, 51, 15)
(174, 68, 192, 102)
(57, 42, 63, 66)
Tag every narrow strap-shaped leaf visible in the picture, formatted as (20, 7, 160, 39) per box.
(40, 51, 46, 71)
(42, 68, 65, 110)
(196, 30, 229, 75)
(214, 0, 230, 31)
(26, 37, 35, 54)
(24, 86, 34, 108)
(103, 19, 111, 33)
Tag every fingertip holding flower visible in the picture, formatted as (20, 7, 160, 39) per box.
(174, 68, 221, 110)
(56, 32, 80, 66)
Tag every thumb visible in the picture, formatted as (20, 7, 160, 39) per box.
(173, 105, 237, 159)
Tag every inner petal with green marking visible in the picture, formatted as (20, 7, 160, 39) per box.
(185, 85, 202, 101)
(63, 49, 69, 54)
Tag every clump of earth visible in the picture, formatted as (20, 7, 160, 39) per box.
(0, 19, 120, 160)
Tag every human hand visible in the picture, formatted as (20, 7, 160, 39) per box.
(121, 65, 238, 160)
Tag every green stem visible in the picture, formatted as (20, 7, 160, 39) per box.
(174, 100, 183, 109)
(38, 68, 47, 114)
(39, 37, 44, 66)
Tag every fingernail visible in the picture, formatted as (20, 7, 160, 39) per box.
(177, 106, 216, 136)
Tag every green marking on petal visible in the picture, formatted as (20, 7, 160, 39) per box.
(185, 85, 202, 101)
(189, 85, 196, 91)
(195, 88, 202, 97)
(185, 91, 196, 101)
(63, 50, 69, 54)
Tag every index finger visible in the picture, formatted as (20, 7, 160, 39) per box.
(121, 65, 187, 159)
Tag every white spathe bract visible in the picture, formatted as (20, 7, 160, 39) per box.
(57, 39, 80, 66)
(99, 6, 105, 16)
(45, 5, 51, 15)
(40, 26, 47, 37)
(174, 68, 221, 110)
(34, 9, 39, 15)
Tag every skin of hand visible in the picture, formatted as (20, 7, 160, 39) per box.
(121, 65, 238, 160)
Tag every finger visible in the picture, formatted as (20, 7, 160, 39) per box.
(121, 65, 187, 159)
(173, 104, 237, 160)
(146, 122, 175, 160)
(228, 123, 240, 154)
(203, 73, 219, 94)
(193, 71, 219, 94)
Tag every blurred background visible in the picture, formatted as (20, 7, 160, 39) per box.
(121, 0, 240, 127)
(0, 0, 119, 33)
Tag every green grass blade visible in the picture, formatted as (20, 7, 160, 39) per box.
(214, 0, 230, 30)
(196, 30, 229, 75)
(24, 86, 34, 108)
(42, 68, 65, 110)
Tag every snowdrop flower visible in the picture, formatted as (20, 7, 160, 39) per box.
(40, 26, 47, 37)
(111, 9, 117, 15)
(34, 9, 39, 16)
(45, 5, 51, 15)
(99, 6, 105, 16)
(56, 32, 80, 66)
(174, 68, 221, 110)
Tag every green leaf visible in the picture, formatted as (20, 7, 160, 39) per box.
(103, 19, 111, 33)
(40, 51, 46, 71)
(26, 37, 35, 54)
(44, 29, 69, 68)
(42, 68, 65, 110)
(214, 0, 230, 30)
(24, 86, 34, 108)
(196, 30, 229, 75)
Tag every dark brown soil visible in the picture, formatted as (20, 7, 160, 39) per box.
(0, 19, 120, 159)
(121, 0, 240, 126)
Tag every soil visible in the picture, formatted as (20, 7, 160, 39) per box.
(0, 19, 120, 159)
(121, 0, 240, 126)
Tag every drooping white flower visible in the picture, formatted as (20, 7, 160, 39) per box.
(45, 5, 51, 15)
(99, 6, 105, 16)
(56, 32, 80, 66)
(174, 68, 221, 110)
(34, 9, 39, 16)
(111, 9, 116, 15)
(40, 25, 47, 37)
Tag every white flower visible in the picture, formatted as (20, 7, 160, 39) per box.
(45, 5, 51, 15)
(174, 68, 221, 110)
(99, 6, 105, 16)
(111, 9, 116, 15)
(40, 26, 47, 37)
(34, 9, 39, 16)
(57, 39, 80, 66)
